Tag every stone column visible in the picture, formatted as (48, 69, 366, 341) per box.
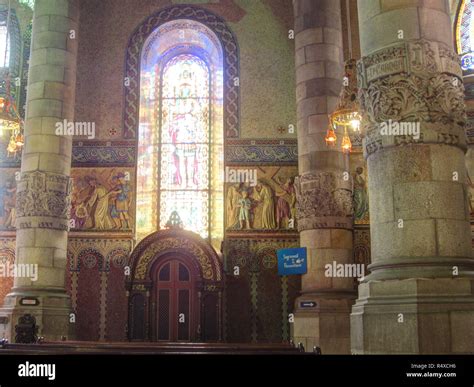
(351, 0, 474, 354)
(292, 0, 355, 354)
(0, 0, 79, 341)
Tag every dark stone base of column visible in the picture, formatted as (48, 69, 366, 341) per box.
(0, 289, 75, 342)
(351, 278, 474, 354)
(291, 293, 355, 354)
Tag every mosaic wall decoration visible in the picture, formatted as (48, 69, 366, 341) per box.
(72, 141, 136, 167)
(70, 168, 135, 232)
(350, 153, 370, 225)
(464, 81, 474, 100)
(225, 166, 298, 232)
(353, 227, 371, 286)
(70, 139, 298, 168)
(225, 139, 298, 165)
(0, 169, 18, 231)
(0, 238, 15, 306)
(465, 120, 474, 222)
(466, 110, 474, 144)
(67, 237, 133, 341)
(223, 237, 300, 343)
(74, 0, 294, 140)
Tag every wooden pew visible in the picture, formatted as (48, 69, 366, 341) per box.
(0, 340, 305, 355)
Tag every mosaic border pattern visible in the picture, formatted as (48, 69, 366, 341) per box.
(1, 139, 300, 167)
(225, 139, 298, 165)
(71, 141, 136, 167)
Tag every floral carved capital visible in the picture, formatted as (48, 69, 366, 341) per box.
(15, 171, 72, 231)
(357, 39, 467, 157)
(295, 172, 353, 231)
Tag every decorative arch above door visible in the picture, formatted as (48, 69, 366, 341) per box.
(127, 229, 224, 342)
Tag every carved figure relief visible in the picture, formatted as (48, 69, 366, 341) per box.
(225, 166, 298, 231)
(0, 169, 17, 230)
(70, 169, 134, 232)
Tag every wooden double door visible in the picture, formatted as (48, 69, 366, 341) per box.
(153, 257, 197, 342)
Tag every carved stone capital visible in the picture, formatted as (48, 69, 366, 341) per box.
(295, 172, 353, 231)
(357, 39, 467, 157)
(358, 40, 462, 86)
(15, 171, 72, 231)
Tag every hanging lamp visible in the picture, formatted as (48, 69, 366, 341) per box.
(328, 59, 361, 153)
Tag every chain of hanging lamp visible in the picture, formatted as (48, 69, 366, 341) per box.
(324, 0, 361, 154)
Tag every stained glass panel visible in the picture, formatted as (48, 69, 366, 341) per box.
(137, 20, 224, 248)
(160, 191, 209, 238)
(160, 54, 211, 237)
(136, 192, 153, 232)
(161, 55, 210, 144)
(457, 0, 474, 54)
(161, 97, 209, 144)
(162, 54, 209, 99)
(160, 144, 209, 190)
(0, 25, 10, 68)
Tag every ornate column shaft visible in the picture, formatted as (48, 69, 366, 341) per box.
(351, 0, 474, 353)
(0, 0, 79, 341)
(292, 0, 355, 354)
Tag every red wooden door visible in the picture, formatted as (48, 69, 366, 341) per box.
(155, 259, 194, 341)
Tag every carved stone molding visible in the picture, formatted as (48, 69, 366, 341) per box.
(358, 39, 467, 157)
(15, 171, 72, 231)
(358, 40, 462, 87)
(294, 172, 353, 231)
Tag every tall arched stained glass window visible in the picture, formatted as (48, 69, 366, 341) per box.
(0, 24, 10, 68)
(160, 54, 211, 236)
(0, 8, 21, 74)
(137, 20, 224, 250)
(457, 0, 474, 54)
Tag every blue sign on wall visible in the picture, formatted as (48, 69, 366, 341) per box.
(277, 247, 307, 276)
(461, 52, 474, 71)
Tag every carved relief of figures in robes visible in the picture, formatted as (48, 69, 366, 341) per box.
(0, 176, 16, 230)
(226, 183, 243, 229)
(225, 167, 298, 231)
(70, 169, 134, 232)
(253, 181, 275, 229)
(84, 176, 117, 230)
(353, 166, 369, 222)
(274, 176, 296, 229)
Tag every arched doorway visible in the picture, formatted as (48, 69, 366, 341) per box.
(127, 229, 224, 342)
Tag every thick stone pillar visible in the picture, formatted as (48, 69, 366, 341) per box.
(292, 0, 355, 354)
(0, 0, 79, 341)
(351, 0, 474, 354)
